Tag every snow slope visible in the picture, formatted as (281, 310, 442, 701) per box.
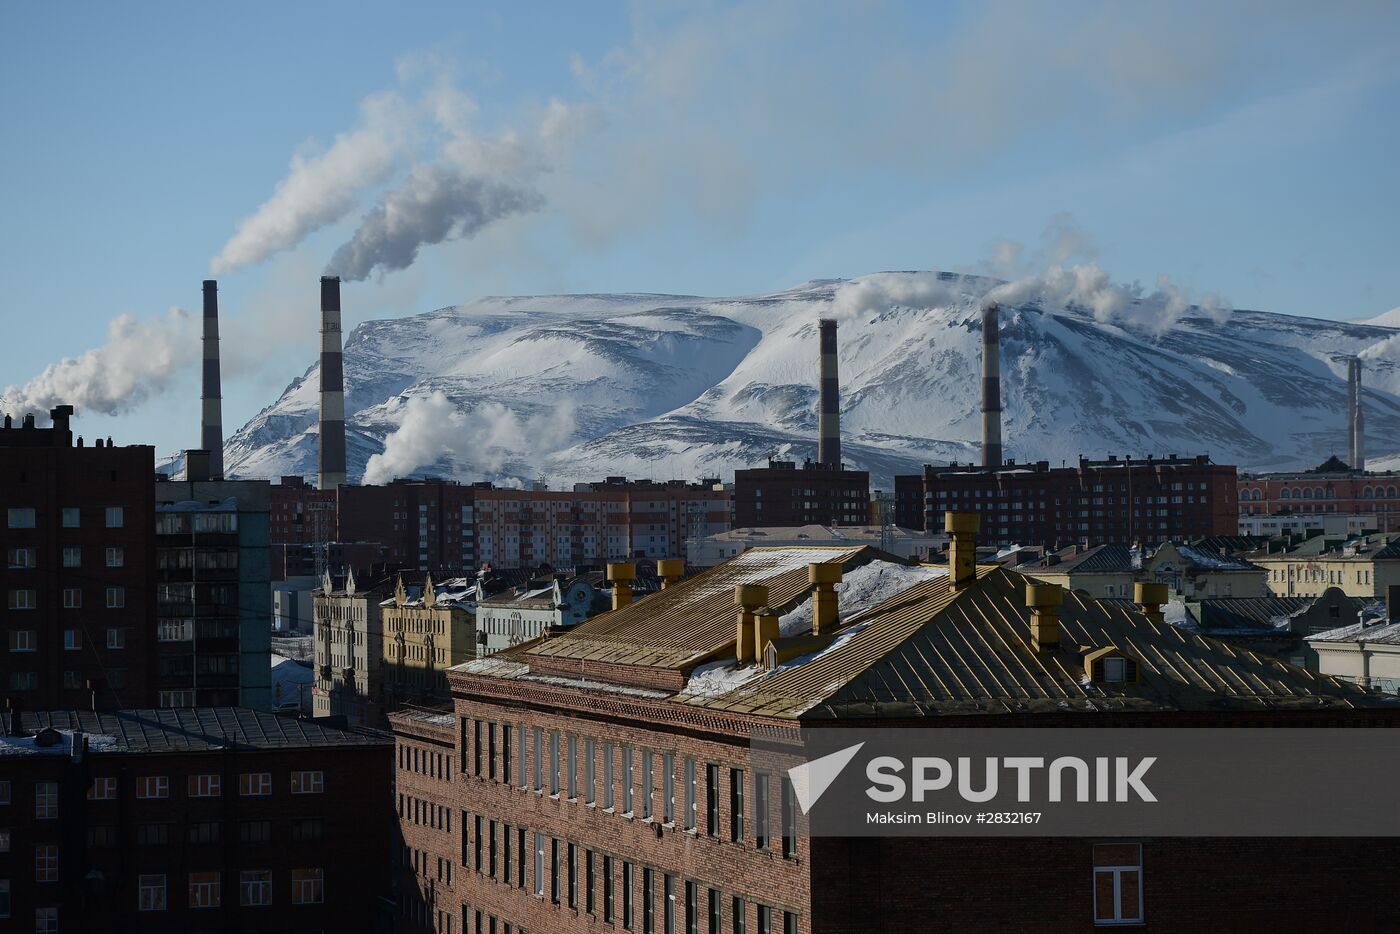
(221, 273, 1400, 488)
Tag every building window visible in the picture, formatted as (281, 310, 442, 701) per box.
(106, 586, 125, 608)
(603, 743, 615, 809)
(623, 861, 634, 928)
(733, 897, 747, 934)
(290, 770, 324, 794)
(0, 780, 8, 804)
(686, 881, 699, 934)
(106, 628, 126, 649)
(291, 818, 324, 842)
(622, 745, 635, 813)
(603, 854, 614, 922)
(755, 772, 771, 849)
(0, 879, 7, 919)
(240, 820, 271, 844)
(730, 769, 745, 842)
(533, 832, 545, 897)
(533, 728, 543, 792)
(549, 731, 560, 796)
(35, 844, 59, 882)
(684, 758, 697, 831)
(7, 508, 35, 529)
(105, 506, 124, 528)
(136, 776, 168, 799)
(136, 823, 170, 846)
(63, 630, 81, 651)
(781, 778, 797, 858)
(241, 870, 272, 906)
(642, 750, 654, 819)
(8, 589, 35, 610)
(644, 868, 654, 934)
(189, 871, 221, 908)
(585, 738, 597, 804)
(784, 911, 798, 934)
(706, 764, 720, 835)
(8, 630, 36, 653)
(1093, 843, 1143, 925)
(35, 907, 58, 933)
(551, 838, 561, 904)
(6, 547, 35, 568)
(62, 547, 81, 567)
(188, 822, 221, 845)
(106, 546, 124, 568)
(240, 773, 271, 796)
(291, 868, 324, 905)
(188, 774, 221, 798)
(758, 905, 773, 934)
(138, 874, 167, 911)
(568, 735, 578, 799)
(35, 782, 58, 819)
(663, 752, 676, 823)
(158, 619, 193, 642)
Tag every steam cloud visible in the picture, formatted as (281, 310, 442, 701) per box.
(1, 308, 198, 417)
(830, 272, 957, 320)
(326, 167, 544, 281)
(363, 389, 577, 483)
(210, 95, 404, 275)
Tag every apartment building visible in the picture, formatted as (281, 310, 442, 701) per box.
(731, 460, 869, 529)
(1250, 532, 1400, 599)
(153, 464, 272, 709)
(382, 575, 478, 705)
(313, 567, 394, 728)
(391, 522, 1398, 932)
(340, 479, 484, 573)
(896, 454, 1237, 546)
(0, 706, 391, 933)
(1239, 465, 1400, 533)
(0, 406, 156, 709)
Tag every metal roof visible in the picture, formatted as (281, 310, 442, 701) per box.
(679, 567, 1390, 719)
(13, 708, 388, 754)
(521, 546, 874, 670)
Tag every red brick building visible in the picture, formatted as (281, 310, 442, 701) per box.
(732, 460, 869, 529)
(269, 476, 337, 547)
(1238, 466, 1400, 533)
(0, 406, 156, 708)
(390, 531, 1395, 932)
(0, 706, 392, 933)
(896, 455, 1237, 547)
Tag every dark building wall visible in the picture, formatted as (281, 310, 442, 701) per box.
(893, 474, 925, 531)
(1239, 473, 1400, 533)
(1, 730, 392, 932)
(0, 421, 156, 708)
(733, 461, 870, 529)
(902, 455, 1237, 547)
(340, 480, 478, 573)
(269, 476, 337, 548)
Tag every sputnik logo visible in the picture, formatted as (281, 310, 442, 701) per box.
(787, 742, 865, 814)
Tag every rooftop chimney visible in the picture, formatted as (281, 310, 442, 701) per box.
(735, 584, 769, 665)
(981, 303, 1002, 468)
(48, 405, 73, 445)
(1134, 582, 1168, 625)
(607, 562, 636, 610)
(817, 318, 841, 468)
(1349, 357, 1365, 471)
(184, 449, 212, 483)
(318, 276, 347, 491)
(1025, 581, 1063, 652)
(945, 511, 979, 589)
(809, 563, 842, 635)
(657, 559, 684, 589)
(201, 280, 224, 478)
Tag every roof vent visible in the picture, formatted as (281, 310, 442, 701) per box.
(1025, 582, 1063, 652)
(735, 585, 769, 665)
(1084, 647, 1141, 684)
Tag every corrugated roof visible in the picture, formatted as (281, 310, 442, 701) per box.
(680, 568, 1389, 719)
(15, 708, 388, 754)
(521, 546, 873, 670)
(1308, 620, 1400, 645)
(1195, 596, 1319, 631)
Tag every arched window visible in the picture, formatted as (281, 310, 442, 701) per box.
(1314, 487, 1325, 499)
(1326, 487, 1336, 499)
(1389, 486, 1398, 498)
(1363, 487, 1373, 499)
(1302, 488, 1314, 500)
(1252, 489, 1263, 501)
(1280, 488, 1292, 500)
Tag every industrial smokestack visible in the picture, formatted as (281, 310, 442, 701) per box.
(981, 303, 1002, 468)
(200, 280, 224, 478)
(1350, 357, 1365, 471)
(318, 276, 347, 491)
(817, 318, 840, 468)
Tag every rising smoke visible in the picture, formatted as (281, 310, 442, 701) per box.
(325, 166, 544, 282)
(830, 272, 957, 321)
(1, 307, 198, 418)
(362, 389, 577, 483)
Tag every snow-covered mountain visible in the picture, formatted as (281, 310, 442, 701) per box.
(221, 272, 1400, 489)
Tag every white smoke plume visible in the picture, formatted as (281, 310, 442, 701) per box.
(326, 167, 544, 281)
(210, 93, 406, 275)
(1, 307, 198, 417)
(362, 389, 577, 483)
(830, 272, 958, 320)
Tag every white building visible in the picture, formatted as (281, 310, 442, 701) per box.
(1238, 513, 1378, 537)
(474, 575, 602, 657)
(686, 525, 948, 568)
(1307, 613, 1400, 695)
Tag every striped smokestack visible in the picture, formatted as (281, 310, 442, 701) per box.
(818, 318, 840, 467)
(200, 280, 224, 478)
(1350, 357, 1365, 471)
(318, 276, 347, 491)
(981, 302, 1002, 468)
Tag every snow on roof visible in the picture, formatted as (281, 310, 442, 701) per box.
(0, 730, 122, 757)
(778, 562, 947, 637)
(1307, 619, 1400, 644)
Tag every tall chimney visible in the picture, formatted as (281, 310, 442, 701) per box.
(318, 276, 347, 491)
(981, 303, 1002, 468)
(817, 318, 841, 468)
(1346, 358, 1357, 467)
(200, 280, 224, 478)
(1350, 358, 1365, 471)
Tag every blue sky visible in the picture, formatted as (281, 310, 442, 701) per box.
(2, 0, 1398, 459)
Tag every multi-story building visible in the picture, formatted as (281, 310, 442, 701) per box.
(382, 574, 477, 705)
(475, 574, 604, 656)
(312, 567, 393, 728)
(1238, 512, 1378, 537)
(0, 706, 391, 933)
(153, 461, 272, 710)
(474, 479, 730, 570)
(340, 479, 483, 573)
(1250, 532, 1400, 599)
(686, 524, 947, 568)
(269, 475, 337, 548)
(393, 527, 1398, 932)
(0, 406, 156, 708)
(1238, 465, 1400, 533)
(731, 460, 869, 529)
(898, 454, 1237, 546)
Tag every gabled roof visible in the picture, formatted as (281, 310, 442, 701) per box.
(1021, 544, 1135, 574)
(1194, 596, 1314, 631)
(517, 546, 878, 670)
(680, 567, 1384, 719)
